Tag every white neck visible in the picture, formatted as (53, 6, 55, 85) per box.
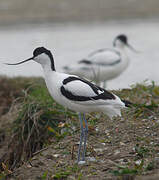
(115, 46, 130, 70)
(42, 63, 54, 72)
(42, 65, 56, 88)
(34, 53, 55, 71)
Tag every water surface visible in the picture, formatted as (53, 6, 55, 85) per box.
(0, 20, 159, 89)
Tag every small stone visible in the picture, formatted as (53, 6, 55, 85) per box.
(78, 161, 86, 165)
(58, 122, 66, 128)
(86, 157, 96, 162)
(94, 147, 107, 152)
(105, 130, 109, 134)
(94, 148, 103, 152)
(53, 154, 60, 158)
(120, 142, 126, 146)
(135, 160, 142, 165)
(95, 128, 99, 132)
(72, 126, 76, 131)
(26, 164, 32, 168)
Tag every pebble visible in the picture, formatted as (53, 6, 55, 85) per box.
(78, 161, 86, 165)
(120, 142, 126, 146)
(135, 160, 142, 165)
(53, 154, 60, 158)
(94, 147, 107, 152)
(86, 157, 96, 162)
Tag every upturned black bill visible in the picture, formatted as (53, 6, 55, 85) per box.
(5, 57, 34, 65)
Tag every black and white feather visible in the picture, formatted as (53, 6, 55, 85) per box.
(46, 74, 126, 119)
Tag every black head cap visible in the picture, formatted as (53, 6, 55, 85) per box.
(33, 47, 51, 57)
(116, 34, 128, 44)
(33, 47, 55, 71)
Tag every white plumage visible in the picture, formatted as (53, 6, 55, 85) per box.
(44, 71, 125, 118)
(6, 47, 127, 163)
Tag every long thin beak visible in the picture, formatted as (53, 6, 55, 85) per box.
(4, 57, 34, 65)
(127, 43, 140, 53)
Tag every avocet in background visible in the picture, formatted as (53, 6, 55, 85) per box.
(63, 34, 138, 88)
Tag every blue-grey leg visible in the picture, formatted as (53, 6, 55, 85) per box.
(82, 113, 88, 161)
(103, 81, 107, 89)
(77, 113, 84, 162)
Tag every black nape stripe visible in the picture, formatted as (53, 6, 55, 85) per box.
(61, 76, 115, 101)
(33, 47, 55, 71)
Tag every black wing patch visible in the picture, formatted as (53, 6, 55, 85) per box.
(94, 59, 121, 66)
(78, 49, 121, 67)
(61, 76, 115, 102)
(79, 59, 121, 66)
(78, 59, 92, 65)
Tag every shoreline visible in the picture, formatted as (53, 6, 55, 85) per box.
(0, 0, 159, 26)
(0, 17, 158, 28)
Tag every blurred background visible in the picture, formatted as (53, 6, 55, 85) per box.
(0, 0, 159, 89)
